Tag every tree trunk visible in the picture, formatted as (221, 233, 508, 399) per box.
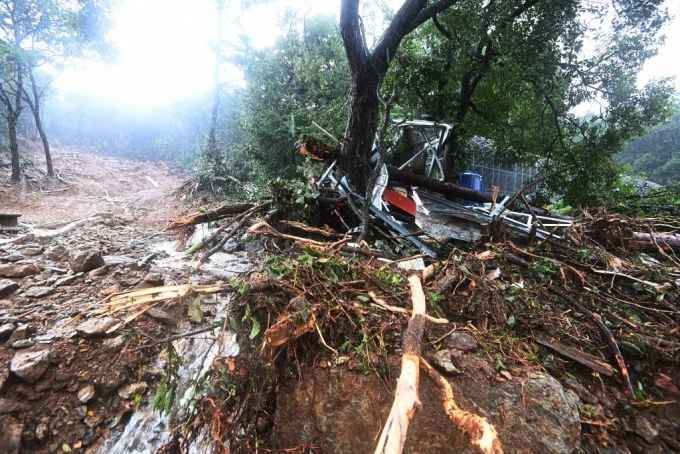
(8, 113, 21, 182)
(341, 69, 382, 194)
(339, 0, 460, 193)
(36, 115, 53, 176)
(26, 70, 54, 176)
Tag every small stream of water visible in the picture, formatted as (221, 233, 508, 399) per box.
(99, 224, 250, 453)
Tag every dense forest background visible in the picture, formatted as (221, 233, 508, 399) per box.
(1, 1, 679, 213)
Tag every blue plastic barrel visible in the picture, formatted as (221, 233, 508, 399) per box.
(459, 171, 483, 207)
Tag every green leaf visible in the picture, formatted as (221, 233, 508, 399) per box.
(164, 387, 175, 414)
(506, 314, 516, 326)
(188, 296, 203, 323)
(356, 295, 370, 303)
(249, 318, 261, 340)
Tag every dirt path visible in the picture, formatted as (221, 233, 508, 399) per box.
(0, 144, 205, 453)
(1, 142, 186, 228)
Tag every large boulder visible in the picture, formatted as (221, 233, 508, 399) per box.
(69, 249, 105, 273)
(273, 356, 580, 453)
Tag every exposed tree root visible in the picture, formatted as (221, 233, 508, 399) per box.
(420, 358, 503, 454)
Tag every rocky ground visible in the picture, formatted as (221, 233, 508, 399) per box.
(0, 143, 242, 452)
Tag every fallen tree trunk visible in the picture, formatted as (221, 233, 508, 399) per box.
(374, 275, 426, 454)
(386, 166, 494, 204)
(627, 232, 680, 254)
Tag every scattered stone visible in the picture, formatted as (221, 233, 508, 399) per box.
(20, 246, 43, 257)
(117, 382, 147, 400)
(0, 415, 22, 454)
(1, 254, 24, 263)
(54, 275, 78, 287)
(0, 279, 19, 297)
(119, 278, 140, 287)
(69, 249, 105, 273)
(10, 349, 51, 383)
(446, 332, 479, 352)
(0, 323, 14, 341)
(45, 244, 69, 261)
(103, 255, 137, 267)
(635, 415, 659, 443)
(145, 308, 176, 325)
(100, 284, 120, 296)
(24, 286, 54, 298)
(77, 385, 96, 403)
(243, 239, 264, 253)
(0, 264, 40, 278)
(75, 405, 88, 420)
(223, 238, 240, 253)
(133, 281, 154, 290)
(563, 377, 599, 404)
(97, 372, 127, 395)
(140, 365, 163, 381)
(89, 266, 110, 277)
(35, 422, 49, 441)
(102, 335, 126, 353)
(0, 397, 29, 413)
(76, 317, 117, 338)
(430, 349, 462, 375)
(8, 324, 34, 342)
(9, 340, 35, 349)
(84, 411, 105, 428)
(143, 272, 163, 285)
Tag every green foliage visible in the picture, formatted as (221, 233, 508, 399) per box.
(374, 269, 404, 292)
(235, 15, 349, 180)
(153, 344, 184, 415)
(382, 0, 673, 206)
(529, 258, 558, 282)
(242, 304, 261, 340)
(617, 98, 680, 185)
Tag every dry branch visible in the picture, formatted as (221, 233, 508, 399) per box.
(420, 358, 503, 454)
(169, 203, 255, 229)
(368, 291, 450, 324)
(278, 220, 346, 239)
(68, 280, 273, 331)
(249, 221, 402, 260)
(374, 275, 426, 454)
(547, 285, 638, 404)
(263, 313, 316, 349)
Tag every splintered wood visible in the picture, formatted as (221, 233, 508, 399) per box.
(68, 284, 227, 333)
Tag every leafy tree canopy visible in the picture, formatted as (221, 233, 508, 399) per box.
(235, 14, 349, 179)
(380, 0, 675, 205)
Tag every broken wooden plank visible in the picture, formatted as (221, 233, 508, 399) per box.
(535, 338, 616, 376)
